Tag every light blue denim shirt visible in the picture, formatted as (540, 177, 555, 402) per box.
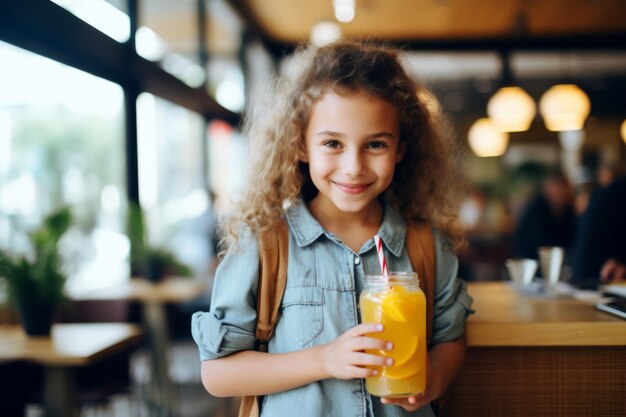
(192, 200, 474, 417)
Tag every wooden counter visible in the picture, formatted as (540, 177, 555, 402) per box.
(465, 281, 626, 346)
(442, 282, 626, 417)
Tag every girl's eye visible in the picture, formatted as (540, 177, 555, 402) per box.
(323, 140, 341, 149)
(368, 141, 387, 150)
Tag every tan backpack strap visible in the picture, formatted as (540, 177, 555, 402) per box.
(254, 220, 289, 352)
(405, 222, 436, 344)
(239, 220, 290, 417)
(238, 397, 258, 417)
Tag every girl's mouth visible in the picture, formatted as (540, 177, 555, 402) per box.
(333, 181, 372, 194)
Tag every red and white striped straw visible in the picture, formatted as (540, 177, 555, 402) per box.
(374, 235, 389, 276)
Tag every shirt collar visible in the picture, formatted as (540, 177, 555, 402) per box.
(285, 200, 326, 247)
(285, 198, 406, 255)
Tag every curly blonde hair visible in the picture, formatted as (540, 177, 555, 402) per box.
(222, 40, 466, 250)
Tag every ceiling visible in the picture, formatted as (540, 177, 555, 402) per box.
(140, 0, 626, 59)
(137, 0, 626, 127)
(224, 0, 626, 118)
(233, 0, 626, 48)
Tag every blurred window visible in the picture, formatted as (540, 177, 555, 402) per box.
(207, 57, 245, 112)
(137, 0, 205, 88)
(205, 0, 245, 112)
(136, 0, 246, 107)
(0, 41, 128, 292)
(50, 0, 130, 43)
(207, 120, 246, 213)
(137, 93, 210, 275)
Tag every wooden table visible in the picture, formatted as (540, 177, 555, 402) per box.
(0, 323, 142, 417)
(442, 282, 626, 417)
(74, 277, 208, 416)
(74, 277, 208, 303)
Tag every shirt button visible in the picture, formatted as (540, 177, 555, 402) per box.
(354, 256, 361, 265)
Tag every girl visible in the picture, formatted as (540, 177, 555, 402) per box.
(192, 41, 473, 417)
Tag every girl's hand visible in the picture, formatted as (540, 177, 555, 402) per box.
(381, 361, 435, 412)
(321, 323, 392, 380)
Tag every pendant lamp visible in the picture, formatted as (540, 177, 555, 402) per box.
(539, 84, 590, 132)
(310, 21, 342, 46)
(333, 0, 355, 23)
(468, 118, 509, 157)
(621, 120, 626, 144)
(487, 51, 536, 132)
(487, 86, 536, 132)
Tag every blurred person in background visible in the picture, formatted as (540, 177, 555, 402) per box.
(572, 174, 626, 285)
(573, 182, 595, 218)
(572, 166, 595, 218)
(458, 186, 514, 281)
(597, 162, 623, 188)
(513, 169, 577, 260)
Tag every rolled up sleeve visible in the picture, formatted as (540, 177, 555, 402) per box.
(431, 230, 475, 345)
(191, 233, 260, 361)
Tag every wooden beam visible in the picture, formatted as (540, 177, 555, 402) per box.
(391, 33, 626, 52)
(0, 0, 240, 125)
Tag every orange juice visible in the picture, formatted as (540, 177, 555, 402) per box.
(359, 272, 426, 397)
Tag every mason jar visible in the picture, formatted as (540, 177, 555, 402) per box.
(359, 272, 427, 397)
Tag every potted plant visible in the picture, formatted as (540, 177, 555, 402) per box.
(127, 202, 192, 282)
(143, 245, 193, 282)
(0, 207, 72, 336)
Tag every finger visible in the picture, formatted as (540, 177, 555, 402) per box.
(381, 397, 409, 406)
(350, 352, 393, 367)
(381, 396, 426, 412)
(347, 365, 377, 379)
(380, 397, 397, 404)
(382, 394, 424, 404)
(403, 396, 429, 412)
(347, 337, 392, 352)
(349, 323, 384, 337)
(406, 395, 425, 404)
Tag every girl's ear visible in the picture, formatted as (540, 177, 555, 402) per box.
(298, 142, 309, 163)
(395, 142, 407, 164)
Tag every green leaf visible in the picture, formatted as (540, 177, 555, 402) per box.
(0, 207, 73, 305)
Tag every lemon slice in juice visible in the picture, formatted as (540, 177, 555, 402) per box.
(385, 361, 420, 380)
(382, 286, 417, 323)
(379, 286, 422, 380)
(385, 336, 421, 379)
(391, 335, 418, 367)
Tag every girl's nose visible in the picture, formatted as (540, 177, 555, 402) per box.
(342, 150, 365, 176)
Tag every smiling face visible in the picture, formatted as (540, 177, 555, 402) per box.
(300, 89, 403, 219)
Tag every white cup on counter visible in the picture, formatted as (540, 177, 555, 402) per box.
(506, 258, 538, 292)
(538, 246, 565, 295)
